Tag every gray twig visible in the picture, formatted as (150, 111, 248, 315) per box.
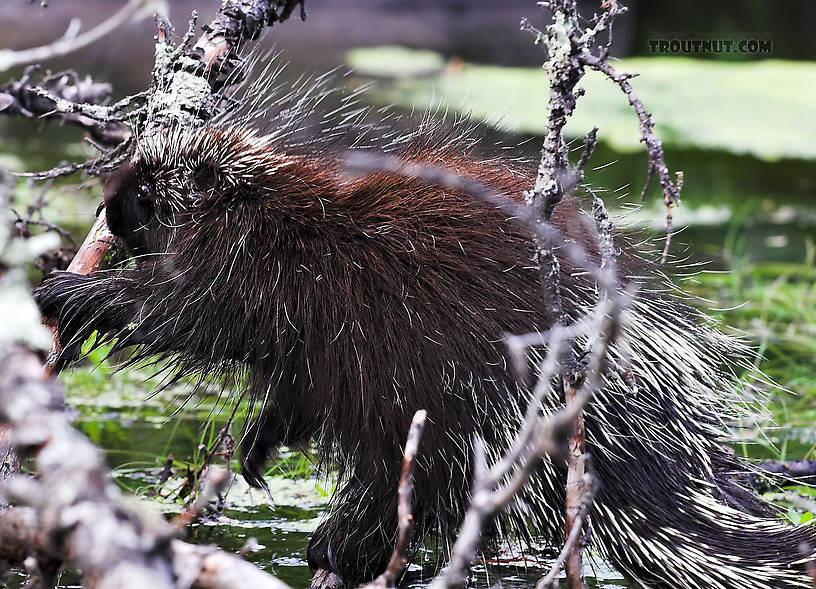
(362, 410, 427, 588)
(0, 67, 132, 146)
(520, 2, 680, 584)
(536, 464, 597, 589)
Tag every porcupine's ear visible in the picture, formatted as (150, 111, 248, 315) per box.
(190, 160, 227, 204)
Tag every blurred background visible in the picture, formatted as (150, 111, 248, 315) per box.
(1, 1, 815, 587)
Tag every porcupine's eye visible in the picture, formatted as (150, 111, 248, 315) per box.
(137, 183, 153, 205)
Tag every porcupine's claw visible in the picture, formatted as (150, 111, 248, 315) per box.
(35, 271, 96, 370)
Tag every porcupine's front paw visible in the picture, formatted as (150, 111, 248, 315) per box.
(35, 271, 89, 316)
(34, 271, 95, 368)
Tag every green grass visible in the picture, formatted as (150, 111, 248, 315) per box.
(685, 241, 816, 420)
(679, 232, 816, 523)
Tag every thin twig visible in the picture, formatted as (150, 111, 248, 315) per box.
(580, 54, 679, 210)
(172, 467, 230, 530)
(362, 410, 427, 588)
(536, 468, 598, 589)
(1, 68, 132, 146)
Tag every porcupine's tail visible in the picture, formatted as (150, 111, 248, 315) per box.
(580, 290, 816, 588)
(591, 448, 816, 588)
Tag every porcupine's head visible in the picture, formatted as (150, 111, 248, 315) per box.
(103, 124, 293, 261)
(101, 63, 379, 261)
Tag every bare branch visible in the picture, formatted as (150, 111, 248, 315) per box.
(579, 52, 683, 264)
(0, 348, 178, 589)
(0, 507, 293, 589)
(172, 539, 292, 589)
(172, 467, 231, 530)
(428, 287, 628, 589)
(0, 68, 132, 146)
(191, 0, 307, 89)
(580, 54, 679, 209)
(523, 1, 682, 266)
(519, 3, 681, 583)
(536, 465, 597, 589)
(362, 410, 427, 589)
(13, 136, 133, 180)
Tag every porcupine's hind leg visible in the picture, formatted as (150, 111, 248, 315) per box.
(306, 464, 399, 586)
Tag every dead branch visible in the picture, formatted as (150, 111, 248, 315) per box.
(12, 176, 77, 253)
(0, 507, 293, 589)
(427, 332, 566, 589)
(580, 53, 681, 262)
(14, 135, 134, 180)
(0, 67, 132, 146)
(750, 459, 816, 492)
(191, 0, 307, 90)
(519, 2, 676, 584)
(523, 0, 682, 264)
(0, 424, 17, 511)
(536, 464, 597, 589)
(361, 410, 427, 589)
(0, 347, 179, 589)
(425, 286, 628, 589)
(172, 539, 291, 589)
(172, 467, 231, 530)
(146, 0, 307, 130)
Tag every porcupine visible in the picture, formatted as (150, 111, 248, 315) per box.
(34, 72, 816, 588)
